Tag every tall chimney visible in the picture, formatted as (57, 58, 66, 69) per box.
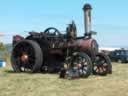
(83, 4, 92, 38)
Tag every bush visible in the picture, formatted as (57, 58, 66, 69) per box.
(0, 43, 10, 65)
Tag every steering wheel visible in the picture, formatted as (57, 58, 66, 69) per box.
(44, 27, 61, 37)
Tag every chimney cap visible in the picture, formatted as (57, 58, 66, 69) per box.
(83, 4, 92, 10)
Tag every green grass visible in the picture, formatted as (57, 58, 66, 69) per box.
(0, 63, 128, 96)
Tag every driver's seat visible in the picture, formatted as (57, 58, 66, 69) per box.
(43, 27, 65, 48)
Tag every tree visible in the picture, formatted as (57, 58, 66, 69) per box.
(0, 42, 6, 51)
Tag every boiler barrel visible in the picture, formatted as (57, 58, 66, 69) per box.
(79, 39, 99, 61)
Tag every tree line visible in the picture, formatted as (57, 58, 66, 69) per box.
(0, 42, 6, 51)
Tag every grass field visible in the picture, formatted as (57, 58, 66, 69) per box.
(0, 63, 128, 96)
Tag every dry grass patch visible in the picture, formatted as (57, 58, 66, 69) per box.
(0, 63, 128, 96)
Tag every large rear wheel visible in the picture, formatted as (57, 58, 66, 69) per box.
(11, 40, 43, 73)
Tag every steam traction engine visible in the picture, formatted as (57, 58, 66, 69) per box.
(11, 4, 112, 79)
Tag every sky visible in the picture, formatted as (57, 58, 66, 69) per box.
(0, 0, 128, 47)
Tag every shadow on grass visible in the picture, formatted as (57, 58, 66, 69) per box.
(3, 70, 32, 74)
(4, 70, 16, 73)
(3, 70, 47, 75)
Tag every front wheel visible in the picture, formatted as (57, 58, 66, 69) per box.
(93, 53, 112, 75)
(59, 52, 92, 79)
